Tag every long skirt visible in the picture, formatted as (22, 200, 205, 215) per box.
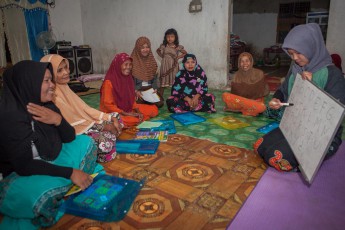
(222, 93, 266, 116)
(0, 135, 103, 230)
(166, 94, 216, 113)
(254, 127, 343, 172)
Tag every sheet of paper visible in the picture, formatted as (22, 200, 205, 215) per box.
(141, 88, 160, 103)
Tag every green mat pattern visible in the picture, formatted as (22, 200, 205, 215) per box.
(81, 89, 274, 150)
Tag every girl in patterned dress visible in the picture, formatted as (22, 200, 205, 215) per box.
(156, 28, 187, 98)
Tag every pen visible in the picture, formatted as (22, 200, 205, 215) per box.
(270, 101, 294, 106)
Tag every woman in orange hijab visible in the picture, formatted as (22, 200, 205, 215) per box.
(222, 52, 269, 116)
(100, 53, 158, 127)
(41, 54, 122, 163)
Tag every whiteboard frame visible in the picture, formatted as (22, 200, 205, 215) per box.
(280, 73, 345, 184)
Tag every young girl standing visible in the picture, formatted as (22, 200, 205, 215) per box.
(156, 28, 187, 98)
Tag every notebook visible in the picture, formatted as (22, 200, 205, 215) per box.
(209, 116, 250, 130)
(116, 140, 160, 154)
(256, 121, 280, 134)
(135, 130, 168, 142)
(139, 120, 176, 134)
(170, 112, 206, 125)
(62, 174, 144, 222)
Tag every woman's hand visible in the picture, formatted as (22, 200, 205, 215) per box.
(111, 116, 122, 135)
(184, 96, 193, 108)
(135, 90, 143, 100)
(121, 111, 144, 122)
(70, 169, 93, 191)
(191, 94, 200, 108)
(268, 98, 282, 110)
(301, 71, 313, 81)
(27, 103, 62, 126)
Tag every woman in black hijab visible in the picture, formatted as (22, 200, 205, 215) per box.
(0, 61, 102, 229)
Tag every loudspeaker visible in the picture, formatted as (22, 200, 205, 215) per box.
(50, 48, 77, 79)
(74, 47, 93, 76)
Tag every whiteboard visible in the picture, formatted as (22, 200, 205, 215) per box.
(280, 73, 345, 184)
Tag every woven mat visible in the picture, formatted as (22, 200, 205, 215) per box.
(50, 134, 266, 230)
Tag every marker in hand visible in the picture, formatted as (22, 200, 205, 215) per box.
(270, 101, 294, 106)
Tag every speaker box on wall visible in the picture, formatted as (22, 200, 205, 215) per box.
(75, 47, 93, 76)
(50, 48, 77, 80)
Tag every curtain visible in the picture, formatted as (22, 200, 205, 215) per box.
(0, 10, 6, 67)
(0, 0, 48, 64)
(24, 9, 48, 61)
(3, 8, 31, 64)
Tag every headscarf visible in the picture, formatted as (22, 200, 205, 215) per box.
(231, 52, 268, 99)
(131, 36, 158, 81)
(282, 23, 332, 76)
(102, 53, 135, 112)
(331, 54, 343, 71)
(41, 54, 107, 134)
(0, 60, 62, 161)
(181, 53, 201, 74)
(172, 54, 208, 96)
(233, 52, 264, 84)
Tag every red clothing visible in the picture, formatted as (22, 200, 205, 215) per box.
(100, 80, 158, 127)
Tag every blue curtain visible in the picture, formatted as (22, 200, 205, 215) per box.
(24, 9, 48, 61)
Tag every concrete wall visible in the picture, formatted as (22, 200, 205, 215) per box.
(233, 13, 277, 56)
(326, 0, 345, 71)
(50, 0, 229, 89)
(48, 0, 83, 45)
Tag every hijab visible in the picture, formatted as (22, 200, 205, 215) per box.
(181, 53, 204, 77)
(231, 52, 268, 99)
(233, 52, 265, 84)
(131, 36, 158, 81)
(282, 23, 332, 76)
(102, 53, 135, 112)
(41, 54, 104, 134)
(0, 60, 62, 161)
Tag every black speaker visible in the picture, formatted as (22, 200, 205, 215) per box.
(74, 47, 93, 76)
(50, 48, 77, 79)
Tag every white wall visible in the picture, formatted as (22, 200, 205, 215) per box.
(50, 0, 229, 89)
(233, 13, 277, 54)
(49, 0, 83, 45)
(326, 0, 345, 71)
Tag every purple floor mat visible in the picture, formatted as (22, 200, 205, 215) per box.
(228, 143, 345, 230)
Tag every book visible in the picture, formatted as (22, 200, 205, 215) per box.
(135, 130, 168, 142)
(138, 120, 177, 134)
(65, 173, 99, 197)
(209, 116, 250, 130)
(170, 112, 206, 125)
(116, 140, 160, 154)
(256, 121, 280, 134)
(62, 174, 144, 222)
(141, 88, 160, 103)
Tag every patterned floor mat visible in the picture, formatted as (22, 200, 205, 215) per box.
(81, 89, 275, 150)
(48, 134, 266, 230)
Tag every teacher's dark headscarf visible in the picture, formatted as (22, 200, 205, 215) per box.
(282, 23, 332, 76)
(0, 60, 63, 161)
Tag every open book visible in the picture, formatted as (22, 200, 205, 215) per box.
(141, 88, 160, 103)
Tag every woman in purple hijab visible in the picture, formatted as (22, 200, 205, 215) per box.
(254, 23, 345, 172)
